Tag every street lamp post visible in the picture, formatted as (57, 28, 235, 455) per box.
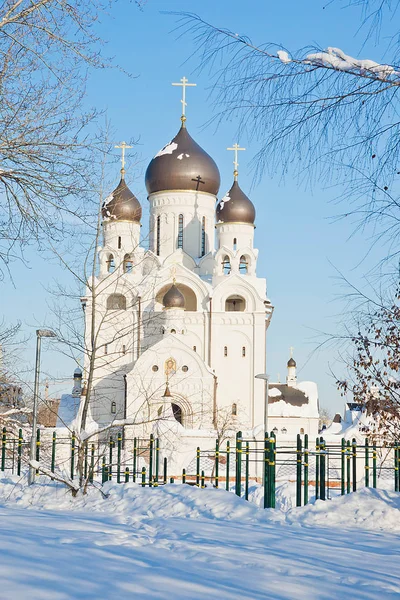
(255, 373, 269, 434)
(28, 329, 56, 485)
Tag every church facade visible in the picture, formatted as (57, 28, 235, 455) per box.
(79, 82, 319, 455)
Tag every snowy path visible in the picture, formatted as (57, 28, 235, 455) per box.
(0, 482, 399, 599)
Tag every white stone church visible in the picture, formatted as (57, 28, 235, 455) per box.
(75, 80, 319, 455)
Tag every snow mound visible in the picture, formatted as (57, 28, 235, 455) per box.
(286, 488, 400, 533)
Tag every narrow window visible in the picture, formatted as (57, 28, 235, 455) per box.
(104, 344, 108, 355)
(300, 428, 305, 435)
(124, 254, 133, 273)
(156, 216, 161, 256)
(222, 255, 231, 275)
(193, 345, 197, 352)
(178, 214, 184, 249)
(232, 403, 237, 416)
(201, 216, 206, 256)
(122, 345, 126, 355)
(242, 346, 246, 357)
(224, 346, 228, 357)
(111, 401, 116, 414)
(107, 255, 115, 273)
(281, 427, 287, 434)
(171, 329, 176, 334)
(118, 236, 122, 249)
(233, 238, 237, 251)
(239, 255, 248, 274)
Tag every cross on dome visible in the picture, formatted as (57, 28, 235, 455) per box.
(172, 77, 197, 124)
(227, 143, 246, 180)
(289, 346, 294, 357)
(115, 141, 133, 178)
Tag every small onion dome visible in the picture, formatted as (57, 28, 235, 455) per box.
(162, 283, 185, 310)
(145, 125, 220, 196)
(74, 368, 82, 378)
(216, 180, 255, 225)
(102, 177, 142, 222)
(287, 357, 296, 368)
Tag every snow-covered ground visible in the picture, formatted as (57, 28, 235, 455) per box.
(0, 478, 399, 599)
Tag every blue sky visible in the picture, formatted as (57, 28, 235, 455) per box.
(2, 0, 389, 414)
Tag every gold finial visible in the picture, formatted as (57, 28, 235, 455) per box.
(170, 265, 177, 281)
(172, 77, 197, 125)
(115, 141, 133, 178)
(227, 143, 246, 181)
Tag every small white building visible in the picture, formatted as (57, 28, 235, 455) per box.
(76, 87, 320, 463)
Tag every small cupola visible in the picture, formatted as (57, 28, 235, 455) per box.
(162, 281, 185, 310)
(216, 143, 255, 225)
(102, 177, 142, 223)
(287, 349, 297, 387)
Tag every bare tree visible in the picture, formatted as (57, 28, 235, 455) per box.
(174, 8, 400, 265)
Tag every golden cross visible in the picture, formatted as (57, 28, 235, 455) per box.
(172, 77, 197, 122)
(115, 141, 133, 175)
(289, 346, 294, 357)
(227, 143, 246, 180)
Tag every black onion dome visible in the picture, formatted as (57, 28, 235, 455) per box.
(216, 180, 255, 225)
(145, 126, 220, 195)
(102, 177, 142, 222)
(287, 358, 296, 368)
(162, 283, 185, 309)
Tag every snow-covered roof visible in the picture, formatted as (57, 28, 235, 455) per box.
(268, 381, 319, 418)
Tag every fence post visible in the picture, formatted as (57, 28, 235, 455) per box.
(352, 438, 357, 492)
(117, 433, 122, 484)
(109, 436, 114, 481)
(170, 477, 174, 484)
(365, 439, 369, 488)
(84, 442, 88, 480)
(104, 466, 109, 482)
(149, 434, 154, 487)
(225, 441, 230, 491)
(215, 440, 219, 489)
(196, 447, 200, 487)
(17, 428, 23, 477)
(303, 434, 309, 505)
(141, 467, 146, 487)
(201, 470, 205, 488)
(125, 467, 130, 483)
(133, 438, 137, 483)
(70, 432, 75, 480)
(269, 432, 276, 509)
(296, 434, 302, 507)
(372, 443, 377, 488)
(341, 438, 345, 495)
(394, 444, 399, 492)
(182, 468, 186, 484)
(346, 440, 351, 493)
(36, 429, 40, 473)
(90, 444, 95, 483)
(101, 456, 106, 483)
(235, 431, 242, 497)
(320, 437, 326, 501)
(163, 457, 167, 484)
(315, 437, 320, 500)
(1, 427, 6, 472)
(263, 432, 269, 509)
(155, 438, 160, 484)
(245, 441, 249, 501)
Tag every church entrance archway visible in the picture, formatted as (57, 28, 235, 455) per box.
(172, 403, 183, 425)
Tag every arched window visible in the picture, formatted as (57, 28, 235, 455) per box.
(242, 346, 246, 357)
(193, 345, 197, 352)
(273, 427, 278, 434)
(225, 296, 246, 312)
(172, 403, 183, 425)
(104, 344, 108, 355)
(111, 401, 116, 414)
(281, 427, 287, 434)
(171, 329, 176, 334)
(224, 346, 228, 357)
(106, 294, 127, 310)
(233, 238, 237, 251)
(300, 428, 305, 435)
(232, 403, 237, 416)
(178, 214, 184, 249)
(201, 216, 206, 256)
(156, 215, 161, 256)
(123, 254, 133, 273)
(118, 236, 122, 249)
(122, 345, 126, 355)
(222, 255, 231, 275)
(107, 254, 115, 273)
(239, 255, 248, 274)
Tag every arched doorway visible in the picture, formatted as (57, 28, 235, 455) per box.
(172, 403, 183, 425)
